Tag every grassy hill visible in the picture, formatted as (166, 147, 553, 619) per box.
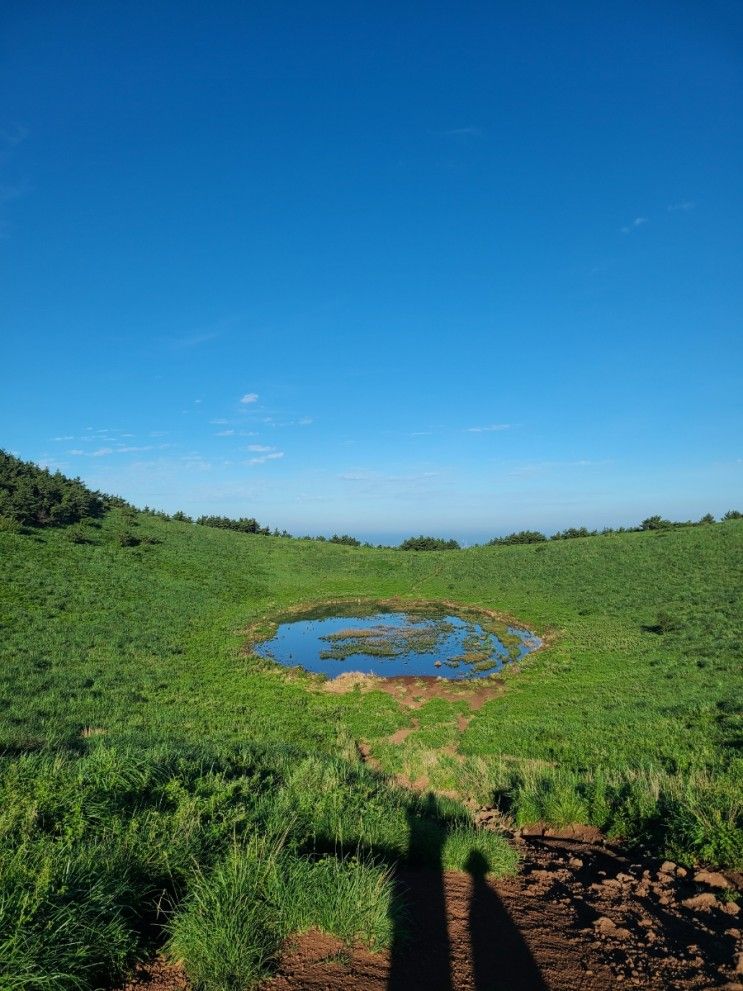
(1, 503, 741, 989)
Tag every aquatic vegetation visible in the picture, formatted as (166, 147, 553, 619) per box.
(255, 609, 539, 679)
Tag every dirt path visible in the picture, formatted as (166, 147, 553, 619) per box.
(262, 831, 741, 991)
(127, 830, 742, 991)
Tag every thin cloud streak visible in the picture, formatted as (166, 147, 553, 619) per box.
(621, 216, 647, 234)
(466, 424, 511, 433)
(247, 451, 284, 465)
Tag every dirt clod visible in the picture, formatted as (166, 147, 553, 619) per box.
(694, 869, 732, 890)
(682, 893, 720, 912)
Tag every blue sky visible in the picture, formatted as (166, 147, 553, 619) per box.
(2, 2, 741, 542)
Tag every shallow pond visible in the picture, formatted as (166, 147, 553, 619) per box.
(254, 606, 541, 680)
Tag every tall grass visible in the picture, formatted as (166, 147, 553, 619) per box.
(493, 761, 743, 867)
(167, 839, 395, 991)
(0, 743, 513, 990)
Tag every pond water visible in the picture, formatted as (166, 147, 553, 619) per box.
(253, 607, 541, 680)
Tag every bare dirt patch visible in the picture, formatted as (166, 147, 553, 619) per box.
(260, 833, 741, 991)
(127, 834, 741, 991)
(323, 670, 506, 709)
(388, 720, 419, 745)
(123, 958, 189, 991)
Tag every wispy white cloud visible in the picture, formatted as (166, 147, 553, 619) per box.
(298, 416, 313, 426)
(67, 444, 164, 457)
(247, 451, 284, 465)
(209, 419, 229, 425)
(621, 216, 647, 234)
(215, 429, 235, 436)
(53, 435, 75, 441)
(466, 424, 511, 433)
(240, 392, 259, 405)
(247, 444, 273, 452)
(667, 201, 695, 212)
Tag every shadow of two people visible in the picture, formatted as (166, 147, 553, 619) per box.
(387, 794, 548, 991)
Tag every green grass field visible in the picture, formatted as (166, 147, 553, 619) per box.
(1, 510, 741, 989)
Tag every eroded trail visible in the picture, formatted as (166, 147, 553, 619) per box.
(127, 831, 742, 991)
(263, 832, 741, 991)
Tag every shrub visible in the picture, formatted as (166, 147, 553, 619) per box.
(640, 515, 674, 531)
(167, 840, 287, 991)
(488, 531, 547, 546)
(116, 530, 141, 548)
(654, 610, 681, 634)
(66, 524, 90, 544)
(196, 515, 270, 536)
(399, 536, 460, 551)
(551, 527, 594, 540)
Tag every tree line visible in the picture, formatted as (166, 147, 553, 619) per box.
(0, 450, 106, 528)
(2, 451, 740, 549)
(486, 512, 742, 547)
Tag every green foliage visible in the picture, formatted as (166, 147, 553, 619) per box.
(550, 526, 594, 540)
(115, 529, 141, 547)
(723, 509, 743, 520)
(166, 839, 288, 991)
(167, 840, 394, 990)
(640, 515, 674, 531)
(653, 609, 681, 634)
(65, 524, 90, 545)
(399, 535, 460, 551)
(0, 451, 104, 528)
(328, 534, 361, 546)
(196, 515, 270, 535)
(488, 531, 547, 545)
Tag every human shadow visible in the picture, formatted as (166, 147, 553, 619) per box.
(466, 849, 549, 991)
(313, 788, 550, 990)
(387, 793, 453, 991)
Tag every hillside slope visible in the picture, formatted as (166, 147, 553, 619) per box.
(1, 510, 741, 989)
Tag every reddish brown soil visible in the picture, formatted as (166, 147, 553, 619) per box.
(325, 670, 506, 709)
(127, 832, 742, 991)
(124, 958, 189, 990)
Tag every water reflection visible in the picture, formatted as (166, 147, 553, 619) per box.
(254, 608, 541, 680)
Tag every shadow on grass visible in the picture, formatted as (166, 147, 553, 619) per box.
(384, 794, 547, 991)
